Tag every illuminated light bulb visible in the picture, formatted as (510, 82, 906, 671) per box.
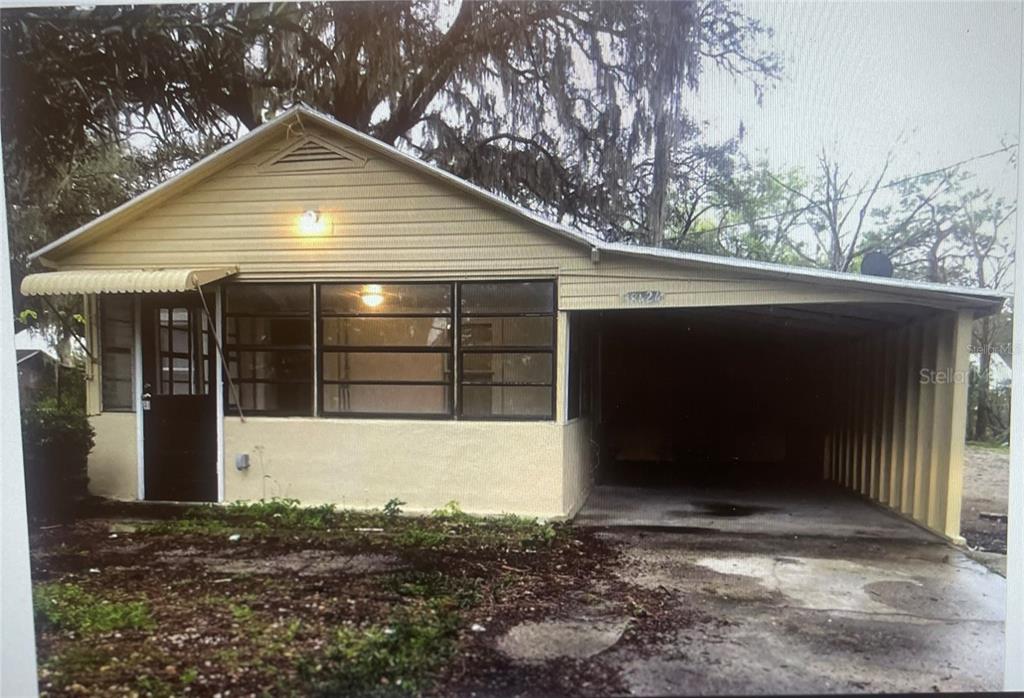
(361, 284, 384, 308)
(298, 209, 323, 235)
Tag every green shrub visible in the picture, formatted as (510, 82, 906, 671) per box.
(34, 582, 152, 633)
(21, 401, 95, 523)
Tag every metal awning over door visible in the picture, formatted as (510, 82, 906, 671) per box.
(20, 267, 238, 296)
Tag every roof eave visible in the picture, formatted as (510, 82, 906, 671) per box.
(598, 243, 1008, 312)
(28, 105, 306, 263)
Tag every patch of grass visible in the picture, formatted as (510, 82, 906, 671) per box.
(134, 673, 177, 697)
(33, 582, 153, 634)
(138, 496, 561, 554)
(301, 599, 461, 696)
(141, 498, 338, 535)
(40, 645, 113, 677)
(229, 602, 254, 622)
(967, 440, 1010, 453)
(141, 513, 232, 535)
(225, 498, 337, 529)
(383, 570, 482, 609)
(394, 527, 449, 549)
(496, 513, 558, 546)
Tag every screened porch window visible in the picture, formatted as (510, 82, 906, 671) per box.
(224, 285, 313, 415)
(459, 281, 555, 419)
(100, 296, 134, 411)
(221, 280, 555, 420)
(319, 284, 453, 416)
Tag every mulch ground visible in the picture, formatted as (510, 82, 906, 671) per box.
(28, 505, 701, 697)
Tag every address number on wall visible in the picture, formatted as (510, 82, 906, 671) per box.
(621, 290, 664, 305)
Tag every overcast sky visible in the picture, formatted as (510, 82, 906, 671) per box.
(692, 1, 1021, 202)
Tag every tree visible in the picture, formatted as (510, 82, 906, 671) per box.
(1, 1, 780, 276)
(875, 169, 1016, 441)
(944, 188, 1014, 441)
(668, 159, 809, 264)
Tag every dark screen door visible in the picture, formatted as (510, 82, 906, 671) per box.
(141, 294, 217, 501)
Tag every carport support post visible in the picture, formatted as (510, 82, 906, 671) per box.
(927, 314, 955, 532)
(939, 311, 972, 540)
(900, 324, 922, 515)
(888, 326, 909, 508)
(912, 320, 937, 522)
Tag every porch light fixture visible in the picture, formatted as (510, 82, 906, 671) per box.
(360, 284, 384, 308)
(297, 209, 327, 236)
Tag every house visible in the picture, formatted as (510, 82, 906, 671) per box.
(21, 105, 1004, 540)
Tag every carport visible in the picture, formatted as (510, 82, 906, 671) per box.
(564, 262, 1005, 543)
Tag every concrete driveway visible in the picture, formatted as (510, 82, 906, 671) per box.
(572, 485, 1006, 694)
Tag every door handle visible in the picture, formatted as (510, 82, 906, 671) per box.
(141, 391, 152, 411)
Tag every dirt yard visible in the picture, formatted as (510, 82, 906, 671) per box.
(29, 494, 1005, 696)
(962, 444, 1010, 553)
(28, 501, 685, 697)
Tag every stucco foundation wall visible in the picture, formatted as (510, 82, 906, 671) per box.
(223, 417, 574, 519)
(562, 418, 594, 517)
(87, 413, 138, 500)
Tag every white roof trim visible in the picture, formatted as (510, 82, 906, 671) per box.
(598, 242, 1010, 306)
(29, 104, 1006, 309)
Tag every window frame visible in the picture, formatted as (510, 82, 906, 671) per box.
(99, 295, 136, 413)
(457, 279, 557, 422)
(220, 279, 558, 422)
(223, 282, 315, 417)
(317, 282, 455, 419)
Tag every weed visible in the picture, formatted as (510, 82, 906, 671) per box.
(33, 582, 153, 634)
(430, 500, 474, 524)
(134, 673, 176, 697)
(383, 570, 482, 609)
(383, 498, 406, 517)
(229, 602, 254, 622)
(394, 527, 448, 549)
(496, 513, 558, 547)
(301, 600, 461, 696)
(226, 498, 336, 529)
(142, 498, 338, 535)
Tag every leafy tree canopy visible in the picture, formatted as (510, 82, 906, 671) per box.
(1, 1, 778, 259)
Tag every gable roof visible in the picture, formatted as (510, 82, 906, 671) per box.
(30, 104, 1007, 311)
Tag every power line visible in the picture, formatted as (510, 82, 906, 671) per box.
(696, 143, 1018, 235)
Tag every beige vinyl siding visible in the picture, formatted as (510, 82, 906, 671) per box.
(53, 125, 915, 311)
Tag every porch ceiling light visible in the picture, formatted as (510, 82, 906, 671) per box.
(297, 209, 327, 236)
(360, 284, 384, 308)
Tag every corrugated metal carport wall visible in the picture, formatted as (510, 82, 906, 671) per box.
(824, 308, 974, 541)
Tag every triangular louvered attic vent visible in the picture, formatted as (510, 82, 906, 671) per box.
(260, 135, 368, 173)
